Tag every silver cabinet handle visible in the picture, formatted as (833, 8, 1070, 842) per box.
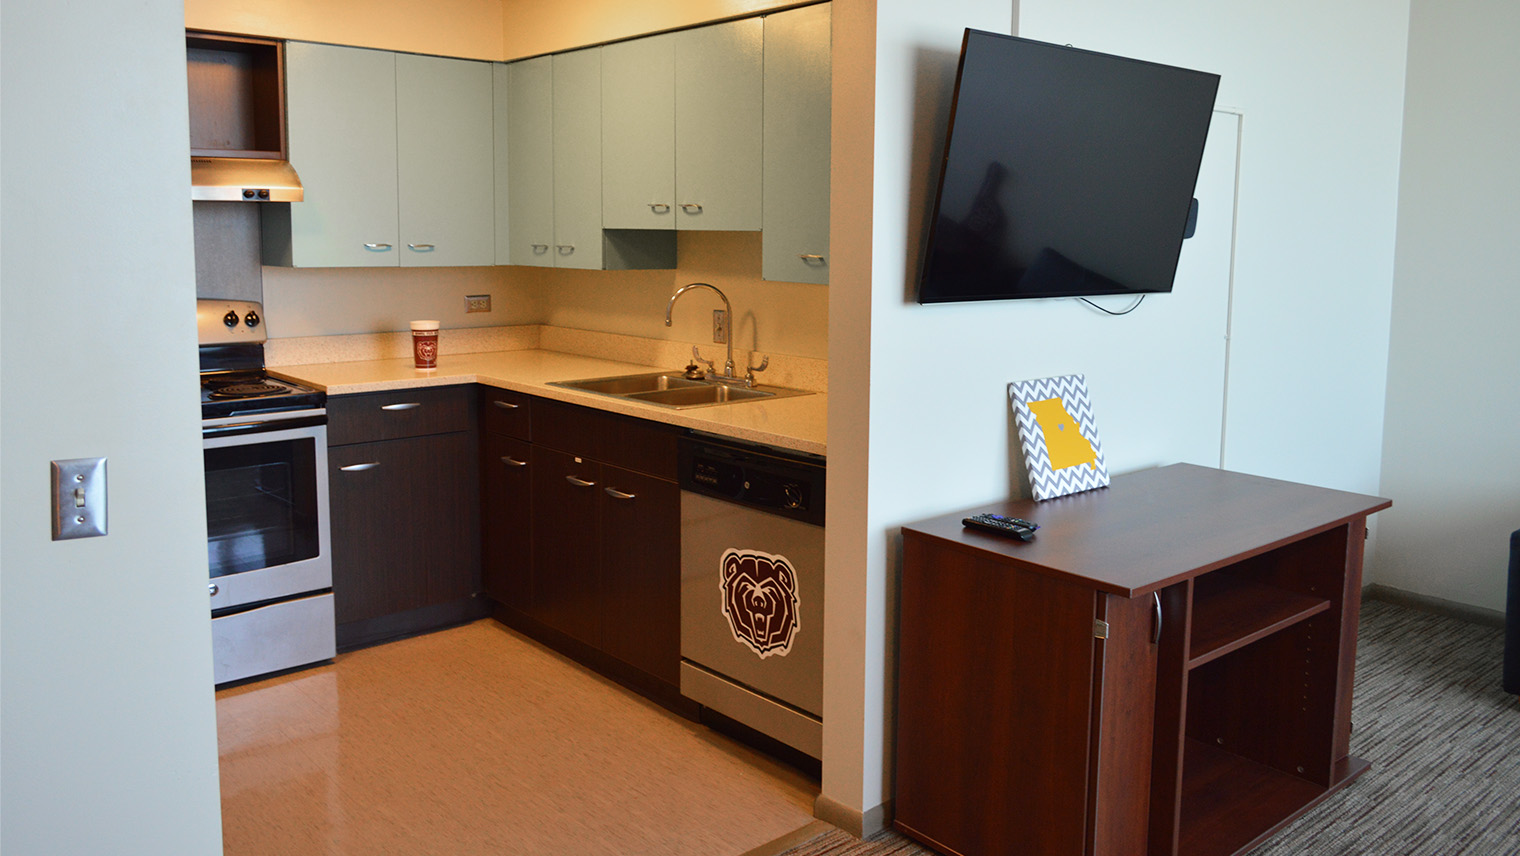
(1152, 591, 1163, 645)
(500, 456, 528, 467)
(679, 202, 702, 212)
(492, 400, 520, 410)
(407, 243, 436, 251)
(380, 402, 421, 411)
(209, 583, 219, 597)
(530, 243, 550, 253)
(340, 462, 380, 472)
(565, 475, 596, 487)
(556, 244, 575, 254)
(799, 253, 825, 262)
(649, 203, 671, 213)
(364, 242, 393, 251)
(604, 487, 636, 501)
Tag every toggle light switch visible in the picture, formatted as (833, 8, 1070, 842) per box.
(51, 457, 107, 540)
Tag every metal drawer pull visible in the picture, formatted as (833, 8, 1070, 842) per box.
(530, 243, 550, 253)
(565, 475, 596, 488)
(340, 462, 380, 472)
(679, 202, 703, 212)
(380, 402, 421, 411)
(556, 244, 575, 254)
(799, 253, 825, 261)
(492, 400, 520, 410)
(604, 487, 636, 501)
(1152, 591, 1163, 644)
(501, 456, 527, 467)
(364, 242, 393, 251)
(649, 203, 670, 213)
(209, 583, 219, 597)
(407, 243, 436, 251)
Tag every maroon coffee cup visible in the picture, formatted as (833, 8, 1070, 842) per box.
(411, 320, 439, 369)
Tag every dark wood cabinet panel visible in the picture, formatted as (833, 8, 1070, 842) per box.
(599, 464, 680, 685)
(480, 432, 533, 611)
(531, 397, 677, 478)
(327, 386, 471, 445)
(478, 386, 532, 440)
(530, 446, 602, 647)
(329, 432, 476, 625)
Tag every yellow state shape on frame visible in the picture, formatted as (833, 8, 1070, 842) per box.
(1028, 397, 1097, 471)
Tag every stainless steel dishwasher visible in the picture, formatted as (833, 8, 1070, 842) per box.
(679, 435, 826, 758)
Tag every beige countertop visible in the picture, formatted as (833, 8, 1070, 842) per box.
(273, 349, 827, 457)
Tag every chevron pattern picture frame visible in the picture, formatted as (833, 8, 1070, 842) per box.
(1009, 374, 1110, 500)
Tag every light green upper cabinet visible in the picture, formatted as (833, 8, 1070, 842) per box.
(500, 56, 555, 266)
(266, 42, 399, 268)
(395, 53, 494, 267)
(600, 35, 676, 230)
(551, 48, 604, 270)
(762, 4, 832, 284)
(601, 19, 762, 232)
(675, 18, 763, 231)
(267, 42, 493, 268)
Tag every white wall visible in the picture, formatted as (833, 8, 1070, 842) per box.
(1375, 0, 1520, 612)
(1, 1, 226, 853)
(825, 0, 1411, 822)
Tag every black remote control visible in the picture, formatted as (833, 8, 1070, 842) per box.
(961, 513, 1039, 541)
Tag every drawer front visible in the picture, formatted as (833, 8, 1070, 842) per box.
(328, 386, 471, 445)
(532, 397, 678, 479)
(478, 385, 532, 440)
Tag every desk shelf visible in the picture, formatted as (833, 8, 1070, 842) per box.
(1188, 576, 1331, 669)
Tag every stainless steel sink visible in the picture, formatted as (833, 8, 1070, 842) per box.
(549, 371, 811, 409)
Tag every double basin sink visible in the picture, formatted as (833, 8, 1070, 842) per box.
(550, 371, 811, 410)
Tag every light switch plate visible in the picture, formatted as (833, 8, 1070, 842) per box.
(51, 457, 107, 540)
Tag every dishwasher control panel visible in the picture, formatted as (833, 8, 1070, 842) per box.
(680, 437, 825, 527)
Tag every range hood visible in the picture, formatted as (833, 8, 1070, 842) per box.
(191, 157, 303, 202)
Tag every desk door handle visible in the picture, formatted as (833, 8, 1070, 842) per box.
(1152, 592, 1163, 645)
(500, 456, 527, 467)
(492, 400, 520, 410)
(381, 402, 421, 411)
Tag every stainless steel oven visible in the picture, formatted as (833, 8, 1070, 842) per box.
(200, 299, 334, 685)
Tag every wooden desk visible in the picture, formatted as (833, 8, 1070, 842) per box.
(893, 464, 1390, 856)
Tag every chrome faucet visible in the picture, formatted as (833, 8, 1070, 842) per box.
(665, 282, 736, 381)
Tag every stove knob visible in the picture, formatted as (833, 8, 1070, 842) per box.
(222, 310, 238, 328)
(209, 583, 219, 597)
(244, 310, 260, 328)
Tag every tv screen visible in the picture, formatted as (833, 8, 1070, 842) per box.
(918, 31, 1220, 304)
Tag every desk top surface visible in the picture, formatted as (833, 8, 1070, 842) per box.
(901, 463, 1392, 597)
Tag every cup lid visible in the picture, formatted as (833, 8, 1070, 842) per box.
(410, 320, 440, 331)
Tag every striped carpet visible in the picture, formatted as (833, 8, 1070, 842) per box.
(776, 597, 1520, 855)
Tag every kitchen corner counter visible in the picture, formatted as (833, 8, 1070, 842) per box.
(272, 350, 827, 457)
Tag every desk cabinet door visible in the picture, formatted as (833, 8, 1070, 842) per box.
(481, 432, 533, 611)
(396, 53, 494, 267)
(599, 465, 680, 685)
(530, 446, 602, 645)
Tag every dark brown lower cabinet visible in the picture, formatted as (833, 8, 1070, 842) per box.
(598, 464, 680, 686)
(329, 432, 477, 626)
(479, 431, 533, 612)
(530, 446, 603, 647)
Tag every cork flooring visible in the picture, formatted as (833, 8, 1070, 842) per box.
(216, 619, 820, 855)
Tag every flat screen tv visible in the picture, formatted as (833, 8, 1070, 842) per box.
(917, 31, 1221, 304)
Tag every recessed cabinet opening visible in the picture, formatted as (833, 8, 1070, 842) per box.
(187, 33, 286, 159)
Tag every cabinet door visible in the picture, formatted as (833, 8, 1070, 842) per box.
(675, 18, 763, 231)
(601, 34, 676, 230)
(329, 432, 476, 626)
(503, 57, 555, 267)
(279, 42, 399, 267)
(531, 447, 602, 644)
(762, 4, 831, 283)
(599, 466, 680, 686)
(481, 432, 533, 611)
(396, 54, 495, 267)
(551, 48, 603, 270)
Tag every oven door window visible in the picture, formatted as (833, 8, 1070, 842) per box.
(205, 436, 321, 578)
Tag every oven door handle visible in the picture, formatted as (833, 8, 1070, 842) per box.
(202, 413, 328, 439)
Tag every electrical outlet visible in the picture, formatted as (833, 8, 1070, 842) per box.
(712, 309, 728, 345)
(465, 294, 492, 313)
